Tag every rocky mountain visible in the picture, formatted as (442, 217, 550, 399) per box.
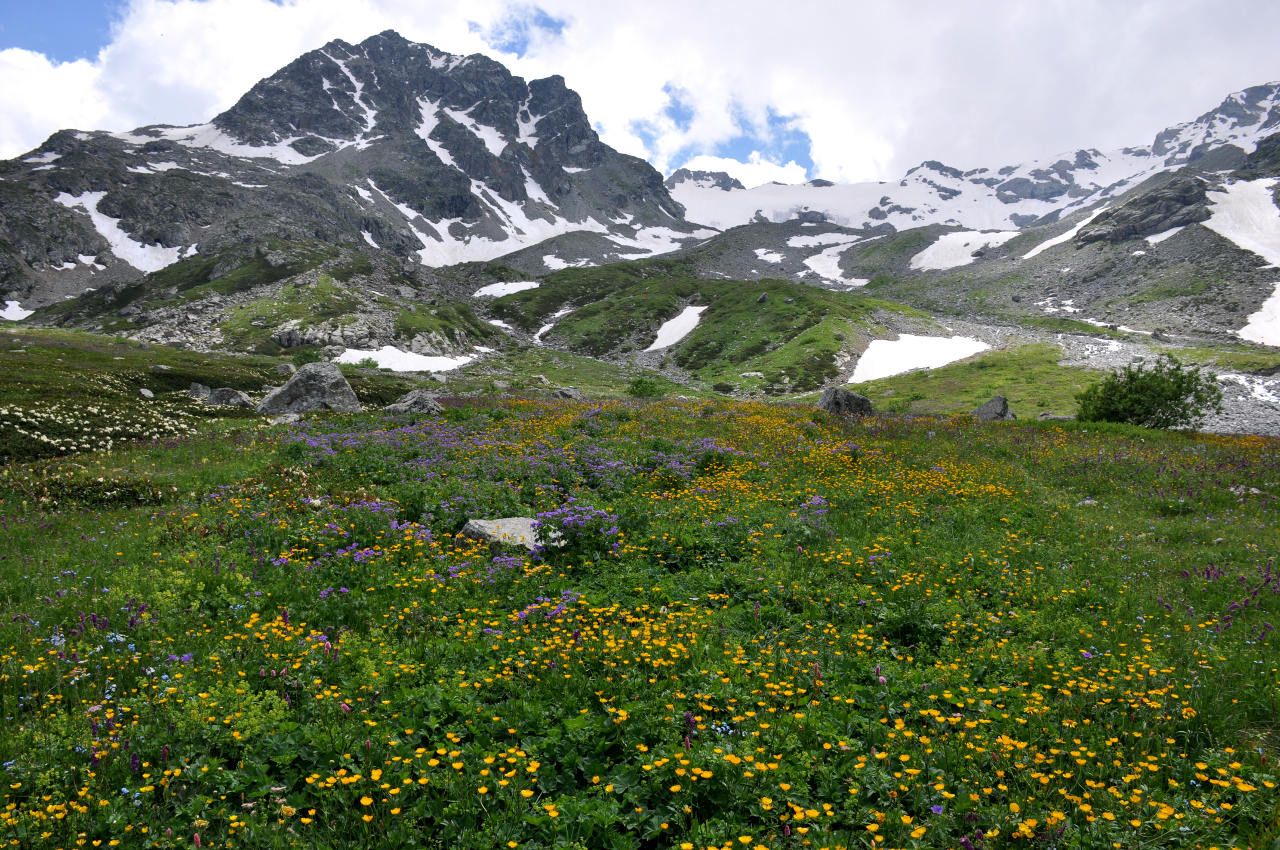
(0, 30, 702, 311)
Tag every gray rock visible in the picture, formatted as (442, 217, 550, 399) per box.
(430, 374, 448, 383)
(320, 345, 346, 360)
(554, 387, 584, 400)
(138, 388, 154, 399)
(256, 362, 361, 415)
(206, 388, 253, 408)
(187, 382, 212, 401)
(275, 363, 297, 375)
(458, 518, 543, 551)
(817, 387, 873, 417)
(973, 395, 1016, 422)
(268, 413, 302, 425)
(384, 389, 442, 415)
(1037, 412, 1074, 421)
(1078, 498, 1099, 507)
(149, 364, 171, 373)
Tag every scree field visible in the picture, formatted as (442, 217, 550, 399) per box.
(1, 397, 1278, 849)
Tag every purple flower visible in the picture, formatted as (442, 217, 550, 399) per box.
(931, 804, 944, 815)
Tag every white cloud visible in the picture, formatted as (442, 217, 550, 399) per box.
(3, 0, 1280, 187)
(680, 153, 808, 189)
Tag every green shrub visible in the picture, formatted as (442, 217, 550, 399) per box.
(1076, 354, 1223, 430)
(625, 376, 665, 398)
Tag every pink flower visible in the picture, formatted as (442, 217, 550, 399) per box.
(340, 702, 351, 713)
(194, 833, 201, 848)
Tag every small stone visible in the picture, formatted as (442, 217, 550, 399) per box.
(138, 388, 154, 399)
(1078, 498, 1099, 507)
(149, 364, 171, 372)
(384, 389, 442, 415)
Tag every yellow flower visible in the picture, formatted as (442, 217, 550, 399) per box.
(360, 796, 373, 806)
(520, 789, 534, 798)
(669, 784, 682, 792)
(362, 813, 374, 822)
(370, 769, 382, 781)
(911, 826, 926, 839)
(478, 786, 489, 794)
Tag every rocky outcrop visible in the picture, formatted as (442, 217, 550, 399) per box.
(817, 387, 873, 417)
(256, 362, 361, 414)
(1076, 176, 1211, 244)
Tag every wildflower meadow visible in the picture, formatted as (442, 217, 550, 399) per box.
(1, 398, 1277, 849)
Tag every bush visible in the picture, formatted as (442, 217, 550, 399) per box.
(626, 376, 665, 398)
(1076, 354, 1223, 430)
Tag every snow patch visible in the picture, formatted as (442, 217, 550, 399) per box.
(1, 301, 33, 321)
(474, 280, 540, 298)
(910, 230, 1019, 271)
(535, 306, 573, 344)
(337, 346, 475, 372)
(487, 319, 514, 331)
(1204, 178, 1280, 267)
(54, 192, 184, 273)
(803, 243, 867, 287)
(1218, 373, 1280, 404)
(1145, 226, 1183, 244)
(23, 151, 60, 164)
(1022, 207, 1108, 259)
(849, 334, 990, 382)
(361, 230, 380, 249)
(754, 248, 783, 264)
(645, 305, 707, 351)
(787, 232, 856, 248)
(441, 107, 507, 158)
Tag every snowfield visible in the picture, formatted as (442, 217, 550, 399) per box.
(1, 301, 33, 321)
(474, 281, 540, 298)
(644, 306, 707, 351)
(849, 334, 990, 382)
(910, 230, 1019, 271)
(336, 346, 476, 372)
(1204, 178, 1280, 345)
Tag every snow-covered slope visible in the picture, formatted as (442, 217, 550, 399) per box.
(670, 83, 1280, 234)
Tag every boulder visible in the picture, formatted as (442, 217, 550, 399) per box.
(973, 395, 1016, 422)
(1037, 412, 1074, 421)
(817, 387, 873, 417)
(149, 364, 171, 373)
(256, 362, 361, 415)
(275, 363, 297, 375)
(554, 387, 584, 400)
(187, 382, 212, 401)
(458, 518, 543, 551)
(384, 389, 442, 415)
(206, 388, 253, 408)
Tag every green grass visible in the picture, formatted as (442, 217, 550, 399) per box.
(846, 343, 1095, 416)
(489, 263, 927, 394)
(0, 394, 1276, 849)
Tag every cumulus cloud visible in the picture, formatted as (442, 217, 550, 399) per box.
(2, 0, 1279, 185)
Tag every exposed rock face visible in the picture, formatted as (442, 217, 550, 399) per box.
(384, 389, 442, 414)
(664, 169, 746, 192)
(817, 387, 873, 417)
(973, 395, 1016, 421)
(553, 387, 584, 400)
(1076, 176, 1210, 244)
(256, 362, 361, 414)
(187, 382, 212, 401)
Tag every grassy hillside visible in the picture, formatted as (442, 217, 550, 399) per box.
(489, 261, 929, 393)
(0, 386, 1277, 849)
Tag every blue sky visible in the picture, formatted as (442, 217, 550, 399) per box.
(2, 1, 1279, 187)
(1, 1, 123, 62)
